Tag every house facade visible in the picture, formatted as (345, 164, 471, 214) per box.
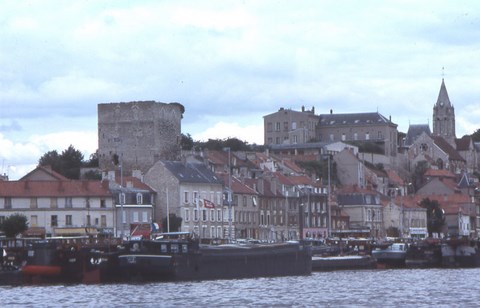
(0, 166, 114, 237)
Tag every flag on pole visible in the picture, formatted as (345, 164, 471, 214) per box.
(204, 199, 215, 208)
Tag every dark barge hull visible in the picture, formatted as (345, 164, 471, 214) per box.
(312, 255, 376, 271)
(118, 241, 312, 282)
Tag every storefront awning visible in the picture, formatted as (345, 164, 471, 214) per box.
(23, 227, 46, 237)
(54, 227, 98, 236)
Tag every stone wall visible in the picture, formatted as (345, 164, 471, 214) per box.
(98, 101, 184, 173)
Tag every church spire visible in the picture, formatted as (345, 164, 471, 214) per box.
(432, 78, 456, 146)
(436, 78, 452, 108)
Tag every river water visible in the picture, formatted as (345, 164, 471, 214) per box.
(1, 268, 479, 307)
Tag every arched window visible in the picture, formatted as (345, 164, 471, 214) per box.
(136, 193, 143, 205)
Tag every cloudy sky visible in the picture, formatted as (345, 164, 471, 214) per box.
(1, 0, 480, 180)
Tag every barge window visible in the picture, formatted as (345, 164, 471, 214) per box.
(161, 244, 168, 253)
(171, 244, 179, 253)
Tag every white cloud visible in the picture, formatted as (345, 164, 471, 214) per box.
(191, 121, 263, 144)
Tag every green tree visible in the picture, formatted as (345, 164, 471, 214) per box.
(419, 198, 445, 236)
(39, 145, 85, 179)
(0, 213, 29, 238)
(181, 133, 194, 150)
(471, 129, 480, 142)
(162, 214, 183, 232)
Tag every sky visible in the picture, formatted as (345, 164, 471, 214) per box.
(1, 0, 480, 180)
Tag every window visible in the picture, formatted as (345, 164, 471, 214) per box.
(86, 215, 91, 226)
(101, 215, 107, 227)
(193, 191, 198, 204)
(30, 198, 38, 209)
(133, 212, 139, 223)
(4, 197, 12, 209)
(50, 198, 57, 209)
(122, 211, 126, 224)
(211, 226, 215, 238)
(30, 215, 38, 227)
(267, 122, 272, 132)
(342, 133, 346, 141)
(243, 196, 247, 207)
(202, 209, 207, 221)
(252, 196, 257, 207)
(142, 211, 148, 222)
(120, 193, 126, 205)
(366, 132, 370, 140)
(51, 215, 58, 227)
(354, 133, 358, 140)
(184, 191, 189, 204)
(136, 193, 143, 205)
(275, 122, 281, 132)
(194, 209, 198, 221)
(210, 209, 215, 222)
(329, 134, 334, 141)
(185, 209, 190, 222)
(100, 199, 106, 208)
(293, 135, 298, 143)
(65, 197, 73, 208)
(283, 121, 288, 131)
(217, 226, 222, 238)
(217, 209, 222, 222)
(292, 122, 297, 130)
(66, 215, 72, 226)
(95, 217, 99, 225)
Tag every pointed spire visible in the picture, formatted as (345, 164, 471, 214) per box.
(436, 78, 452, 107)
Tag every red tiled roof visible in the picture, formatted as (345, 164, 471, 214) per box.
(0, 180, 111, 197)
(386, 169, 404, 186)
(432, 136, 465, 162)
(455, 136, 472, 151)
(424, 168, 456, 178)
(19, 165, 69, 181)
(216, 173, 258, 195)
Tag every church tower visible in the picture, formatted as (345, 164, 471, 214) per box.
(432, 78, 456, 146)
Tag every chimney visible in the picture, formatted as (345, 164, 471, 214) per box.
(312, 106, 315, 114)
(330, 109, 333, 114)
(302, 105, 305, 112)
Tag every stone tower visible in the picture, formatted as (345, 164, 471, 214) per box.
(432, 79, 456, 146)
(98, 101, 185, 174)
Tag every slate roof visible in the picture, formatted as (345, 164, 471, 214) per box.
(162, 161, 223, 184)
(319, 112, 396, 127)
(405, 124, 431, 146)
(436, 78, 452, 107)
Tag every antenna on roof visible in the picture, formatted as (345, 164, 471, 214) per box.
(442, 66, 445, 79)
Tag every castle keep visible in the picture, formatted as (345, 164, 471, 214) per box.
(98, 101, 185, 173)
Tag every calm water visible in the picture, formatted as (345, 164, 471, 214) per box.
(1, 268, 479, 307)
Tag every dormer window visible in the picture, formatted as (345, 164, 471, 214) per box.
(136, 193, 143, 205)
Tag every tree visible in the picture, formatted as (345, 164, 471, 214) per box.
(471, 129, 480, 142)
(39, 145, 85, 179)
(0, 213, 29, 238)
(162, 214, 183, 232)
(181, 133, 194, 150)
(419, 198, 445, 237)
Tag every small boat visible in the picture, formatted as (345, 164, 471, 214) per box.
(311, 254, 377, 271)
(372, 242, 408, 268)
(117, 232, 312, 282)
